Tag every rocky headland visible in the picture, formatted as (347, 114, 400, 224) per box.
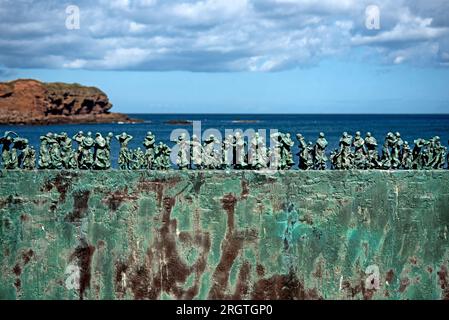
(0, 79, 141, 125)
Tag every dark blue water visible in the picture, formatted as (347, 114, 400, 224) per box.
(1, 114, 449, 167)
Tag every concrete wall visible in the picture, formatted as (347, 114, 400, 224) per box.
(1, 170, 449, 300)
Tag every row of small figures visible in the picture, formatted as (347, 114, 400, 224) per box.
(0, 130, 448, 170)
(172, 131, 448, 171)
(271, 131, 447, 170)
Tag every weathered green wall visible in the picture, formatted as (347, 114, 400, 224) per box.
(1, 170, 449, 300)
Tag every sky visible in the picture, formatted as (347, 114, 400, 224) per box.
(1, 0, 449, 114)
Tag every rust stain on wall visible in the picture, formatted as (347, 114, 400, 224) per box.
(1, 170, 449, 300)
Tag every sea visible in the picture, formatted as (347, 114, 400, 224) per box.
(1, 114, 449, 167)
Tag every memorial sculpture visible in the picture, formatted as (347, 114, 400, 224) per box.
(143, 131, 156, 170)
(329, 148, 339, 170)
(330, 132, 353, 170)
(104, 132, 114, 170)
(314, 132, 328, 170)
(412, 138, 427, 169)
(176, 134, 190, 170)
(365, 132, 380, 169)
(248, 133, 259, 169)
(132, 147, 145, 170)
(21, 140, 35, 169)
(153, 142, 171, 170)
(296, 133, 311, 170)
(12, 137, 29, 169)
(222, 135, 234, 170)
(234, 132, 247, 170)
(38, 134, 49, 169)
(57, 132, 77, 169)
(352, 131, 367, 169)
(94, 132, 113, 170)
(306, 142, 314, 169)
(49, 134, 63, 169)
(248, 133, 269, 170)
(116, 132, 133, 170)
(391, 132, 403, 169)
(281, 133, 295, 170)
(401, 141, 412, 169)
(78, 132, 95, 169)
(73, 131, 85, 168)
(190, 135, 203, 170)
(428, 136, 446, 169)
(270, 132, 294, 170)
(203, 135, 221, 170)
(0, 132, 18, 169)
(270, 132, 282, 170)
(0, 130, 448, 170)
(258, 140, 270, 170)
(382, 132, 397, 169)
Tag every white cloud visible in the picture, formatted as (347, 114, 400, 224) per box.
(173, 0, 248, 20)
(63, 59, 87, 68)
(0, 0, 449, 72)
(394, 56, 405, 64)
(101, 0, 130, 10)
(272, 0, 358, 13)
(129, 21, 146, 33)
(101, 48, 152, 69)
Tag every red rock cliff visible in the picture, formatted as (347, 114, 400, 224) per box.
(0, 79, 140, 125)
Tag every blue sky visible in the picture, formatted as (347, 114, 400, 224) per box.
(1, 0, 449, 113)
